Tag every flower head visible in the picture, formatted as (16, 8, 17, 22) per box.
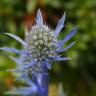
(0, 9, 78, 79)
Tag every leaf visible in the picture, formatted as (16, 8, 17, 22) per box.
(52, 56, 72, 61)
(36, 9, 43, 26)
(0, 47, 22, 54)
(5, 33, 28, 46)
(57, 41, 76, 52)
(58, 26, 78, 46)
(54, 12, 66, 37)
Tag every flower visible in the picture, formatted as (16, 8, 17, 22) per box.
(0, 9, 78, 96)
(0, 9, 77, 76)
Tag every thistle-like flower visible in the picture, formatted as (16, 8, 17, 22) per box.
(0, 9, 78, 96)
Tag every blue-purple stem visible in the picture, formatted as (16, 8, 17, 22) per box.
(41, 62, 49, 96)
(31, 62, 49, 96)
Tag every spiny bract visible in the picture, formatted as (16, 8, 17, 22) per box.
(0, 9, 78, 79)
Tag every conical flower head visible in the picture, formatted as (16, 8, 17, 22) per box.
(25, 25, 57, 61)
(22, 10, 58, 73)
(0, 9, 78, 75)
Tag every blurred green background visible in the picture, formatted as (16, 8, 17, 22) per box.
(0, 0, 96, 96)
